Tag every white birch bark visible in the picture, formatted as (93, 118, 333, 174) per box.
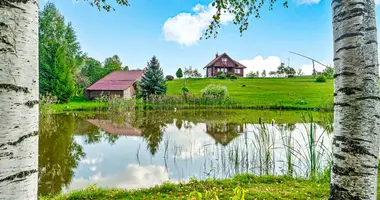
(331, 0, 380, 199)
(0, 0, 39, 199)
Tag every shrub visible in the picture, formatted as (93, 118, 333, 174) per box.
(217, 72, 226, 79)
(230, 74, 237, 79)
(201, 84, 229, 99)
(226, 72, 234, 78)
(316, 74, 327, 82)
(166, 75, 174, 81)
(181, 87, 189, 94)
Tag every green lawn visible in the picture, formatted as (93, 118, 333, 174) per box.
(48, 96, 107, 113)
(167, 77, 334, 109)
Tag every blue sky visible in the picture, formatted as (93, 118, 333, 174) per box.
(40, 0, 380, 76)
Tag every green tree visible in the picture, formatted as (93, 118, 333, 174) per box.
(322, 66, 334, 79)
(277, 63, 286, 77)
(39, 3, 82, 102)
(103, 55, 123, 76)
(122, 65, 129, 71)
(140, 56, 167, 98)
(176, 68, 183, 79)
(261, 70, 266, 77)
(81, 57, 104, 84)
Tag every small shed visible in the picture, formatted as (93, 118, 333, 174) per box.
(84, 70, 145, 100)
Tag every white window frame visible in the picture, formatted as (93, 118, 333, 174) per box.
(235, 69, 240, 74)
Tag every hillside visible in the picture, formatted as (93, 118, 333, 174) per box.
(166, 77, 334, 109)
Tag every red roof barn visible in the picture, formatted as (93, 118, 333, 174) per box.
(204, 53, 247, 77)
(84, 70, 145, 100)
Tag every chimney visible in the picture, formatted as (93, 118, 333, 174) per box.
(215, 53, 219, 58)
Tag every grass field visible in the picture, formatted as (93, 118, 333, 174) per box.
(49, 77, 334, 112)
(167, 77, 334, 109)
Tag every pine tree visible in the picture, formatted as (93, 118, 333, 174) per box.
(140, 56, 167, 98)
(39, 3, 82, 102)
(176, 68, 183, 79)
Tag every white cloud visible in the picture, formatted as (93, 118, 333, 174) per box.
(298, 63, 327, 75)
(296, 0, 320, 5)
(81, 154, 104, 165)
(376, 0, 380, 4)
(69, 164, 171, 190)
(239, 56, 281, 76)
(163, 3, 234, 46)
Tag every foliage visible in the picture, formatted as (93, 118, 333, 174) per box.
(269, 71, 277, 77)
(176, 68, 183, 79)
(41, 174, 336, 200)
(205, 0, 288, 40)
(182, 87, 190, 94)
(39, 93, 58, 116)
(166, 75, 175, 81)
(247, 71, 257, 78)
(276, 63, 286, 77)
(230, 74, 237, 79)
(285, 66, 296, 76)
(201, 84, 229, 100)
(261, 70, 266, 78)
(133, 80, 142, 98)
(122, 65, 129, 71)
(297, 69, 304, 76)
(39, 3, 83, 103)
(217, 72, 226, 79)
(184, 66, 202, 78)
(322, 66, 334, 79)
(316, 74, 327, 83)
(140, 56, 167, 98)
(80, 57, 103, 84)
(103, 55, 123, 76)
(226, 72, 234, 78)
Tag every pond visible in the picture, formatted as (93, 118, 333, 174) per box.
(38, 109, 333, 196)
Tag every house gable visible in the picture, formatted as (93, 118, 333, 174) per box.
(204, 53, 247, 69)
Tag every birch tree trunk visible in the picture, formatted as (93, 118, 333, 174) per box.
(0, 0, 39, 199)
(331, 0, 380, 199)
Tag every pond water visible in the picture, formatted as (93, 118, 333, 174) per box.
(38, 110, 333, 196)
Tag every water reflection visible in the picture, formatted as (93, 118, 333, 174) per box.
(38, 110, 333, 196)
(38, 115, 85, 196)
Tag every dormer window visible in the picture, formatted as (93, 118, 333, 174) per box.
(221, 58, 227, 66)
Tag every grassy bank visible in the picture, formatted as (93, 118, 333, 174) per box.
(50, 77, 333, 112)
(41, 174, 332, 200)
(167, 77, 333, 109)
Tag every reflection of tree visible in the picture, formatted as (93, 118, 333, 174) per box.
(175, 119, 183, 130)
(38, 114, 85, 196)
(138, 112, 166, 155)
(205, 123, 244, 146)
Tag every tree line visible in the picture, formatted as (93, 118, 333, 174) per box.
(39, 3, 128, 103)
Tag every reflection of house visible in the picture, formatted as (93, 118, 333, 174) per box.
(84, 70, 145, 100)
(205, 123, 245, 146)
(204, 53, 247, 77)
(87, 119, 141, 136)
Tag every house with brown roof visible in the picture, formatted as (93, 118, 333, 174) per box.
(204, 53, 247, 77)
(84, 70, 145, 100)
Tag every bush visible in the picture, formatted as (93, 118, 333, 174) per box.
(226, 72, 234, 78)
(316, 74, 327, 82)
(166, 75, 174, 81)
(217, 72, 226, 79)
(230, 74, 237, 79)
(201, 84, 229, 100)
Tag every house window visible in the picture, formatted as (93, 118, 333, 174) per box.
(235, 69, 240, 74)
(221, 58, 227, 66)
(208, 68, 212, 76)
